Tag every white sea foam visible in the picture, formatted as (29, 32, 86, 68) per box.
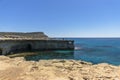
(75, 47, 82, 50)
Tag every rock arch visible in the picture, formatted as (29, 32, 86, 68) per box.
(0, 48, 2, 55)
(27, 44, 32, 51)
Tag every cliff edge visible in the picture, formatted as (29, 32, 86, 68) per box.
(0, 56, 120, 80)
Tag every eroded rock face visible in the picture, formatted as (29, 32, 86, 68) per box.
(0, 56, 120, 80)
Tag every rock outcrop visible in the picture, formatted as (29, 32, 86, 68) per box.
(0, 32, 48, 40)
(0, 56, 120, 80)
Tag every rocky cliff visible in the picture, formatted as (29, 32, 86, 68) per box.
(0, 56, 120, 80)
(0, 32, 48, 40)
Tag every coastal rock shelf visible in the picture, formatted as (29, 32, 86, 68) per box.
(0, 32, 74, 55)
(0, 56, 120, 80)
(0, 32, 48, 40)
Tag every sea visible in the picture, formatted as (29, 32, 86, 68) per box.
(25, 38, 120, 66)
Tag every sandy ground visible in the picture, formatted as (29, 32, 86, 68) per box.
(0, 56, 120, 80)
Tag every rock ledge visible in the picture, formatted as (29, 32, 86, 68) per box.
(0, 56, 120, 80)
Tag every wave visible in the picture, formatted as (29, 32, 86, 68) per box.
(75, 47, 82, 50)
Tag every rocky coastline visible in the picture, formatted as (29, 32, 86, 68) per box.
(0, 56, 120, 80)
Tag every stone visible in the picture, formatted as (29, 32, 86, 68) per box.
(0, 56, 120, 80)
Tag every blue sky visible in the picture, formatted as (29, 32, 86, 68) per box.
(0, 0, 120, 37)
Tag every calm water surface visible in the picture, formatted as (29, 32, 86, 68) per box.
(25, 38, 120, 65)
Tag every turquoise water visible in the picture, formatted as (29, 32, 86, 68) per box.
(25, 38, 120, 65)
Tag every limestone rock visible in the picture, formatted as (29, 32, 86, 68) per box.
(0, 56, 120, 80)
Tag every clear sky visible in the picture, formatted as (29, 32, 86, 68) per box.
(0, 0, 120, 37)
